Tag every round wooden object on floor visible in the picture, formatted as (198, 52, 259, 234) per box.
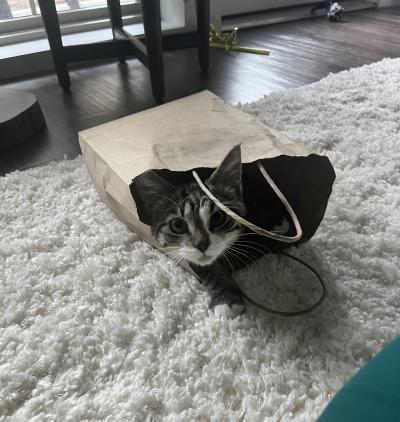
(0, 88, 46, 151)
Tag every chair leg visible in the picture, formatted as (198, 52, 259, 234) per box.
(107, 0, 125, 63)
(37, 0, 70, 90)
(141, 0, 165, 104)
(196, 0, 210, 72)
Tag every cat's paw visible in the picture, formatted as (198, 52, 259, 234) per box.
(209, 288, 246, 317)
(230, 302, 246, 315)
(212, 302, 245, 318)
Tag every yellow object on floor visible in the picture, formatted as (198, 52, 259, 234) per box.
(209, 25, 270, 55)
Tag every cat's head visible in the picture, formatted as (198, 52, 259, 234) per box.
(133, 145, 244, 266)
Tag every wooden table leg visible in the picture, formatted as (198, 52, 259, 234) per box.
(196, 0, 210, 72)
(141, 0, 165, 104)
(37, 0, 71, 90)
(106, 0, 126, 63)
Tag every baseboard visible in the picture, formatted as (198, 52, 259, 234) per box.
(377, 0, 400, 6)
(222, 0, 376, 30)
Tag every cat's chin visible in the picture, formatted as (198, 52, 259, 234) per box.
(190, 255, 217, 267)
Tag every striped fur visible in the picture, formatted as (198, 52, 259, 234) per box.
(135, 145, 246, 313)
(153, 181, 244, 267)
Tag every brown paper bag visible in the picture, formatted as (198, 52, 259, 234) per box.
(79, 90, 335, 270)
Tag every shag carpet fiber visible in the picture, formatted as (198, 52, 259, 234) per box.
(1, 58, 400, 421)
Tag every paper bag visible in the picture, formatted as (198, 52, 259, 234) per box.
(79, 90, 335, 269)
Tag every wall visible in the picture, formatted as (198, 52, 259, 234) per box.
(210, 0, 312, 25)
(160, 0, 186, 28)
(377, 0, 400, 6)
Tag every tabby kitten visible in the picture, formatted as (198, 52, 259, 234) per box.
(133, 145, 246, 313)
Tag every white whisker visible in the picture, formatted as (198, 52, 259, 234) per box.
(234, 240, 271, 255)
(228, 245, 258, 263)
(225, 249, 249, 267)
(221, 251, 234, 272)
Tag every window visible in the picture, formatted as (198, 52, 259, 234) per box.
(0, 0, 141, 46)
(0, 0, 136, 20)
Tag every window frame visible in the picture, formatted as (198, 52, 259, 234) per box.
(0, 1, 141, 46)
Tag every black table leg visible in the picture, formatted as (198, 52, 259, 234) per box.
(107, 0, 126, 63)
(141, 0, 165, 104)
(37, 0, 70, 90)
(196, 0, 210, 72)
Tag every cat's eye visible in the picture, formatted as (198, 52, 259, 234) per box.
(169, 217, 188, 234)
(210, 210, 227, 229)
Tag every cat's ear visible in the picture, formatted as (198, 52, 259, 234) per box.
(208, 144, 242, 196)
(130, 170, 175, 223)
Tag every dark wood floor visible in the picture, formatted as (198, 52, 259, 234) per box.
(1, 6, 400, 176)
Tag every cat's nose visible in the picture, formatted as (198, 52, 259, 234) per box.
(194, 237, 210, 253)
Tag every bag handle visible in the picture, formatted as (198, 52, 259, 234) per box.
(192, 161, 327, 317)
(236, 250, 326, 317)
(192, 161, 302, 243)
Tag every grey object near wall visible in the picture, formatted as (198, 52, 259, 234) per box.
(0, 88, 46, 151)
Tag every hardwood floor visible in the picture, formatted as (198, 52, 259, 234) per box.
(1, 6, 400, 176)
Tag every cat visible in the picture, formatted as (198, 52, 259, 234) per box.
(132, 145, 291, 315)
(133, 145, 247, 314)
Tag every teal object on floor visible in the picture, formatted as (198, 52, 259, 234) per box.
(319, 336, 400, 422)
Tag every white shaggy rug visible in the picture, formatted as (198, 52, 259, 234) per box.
(2, 58, 400, 421)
